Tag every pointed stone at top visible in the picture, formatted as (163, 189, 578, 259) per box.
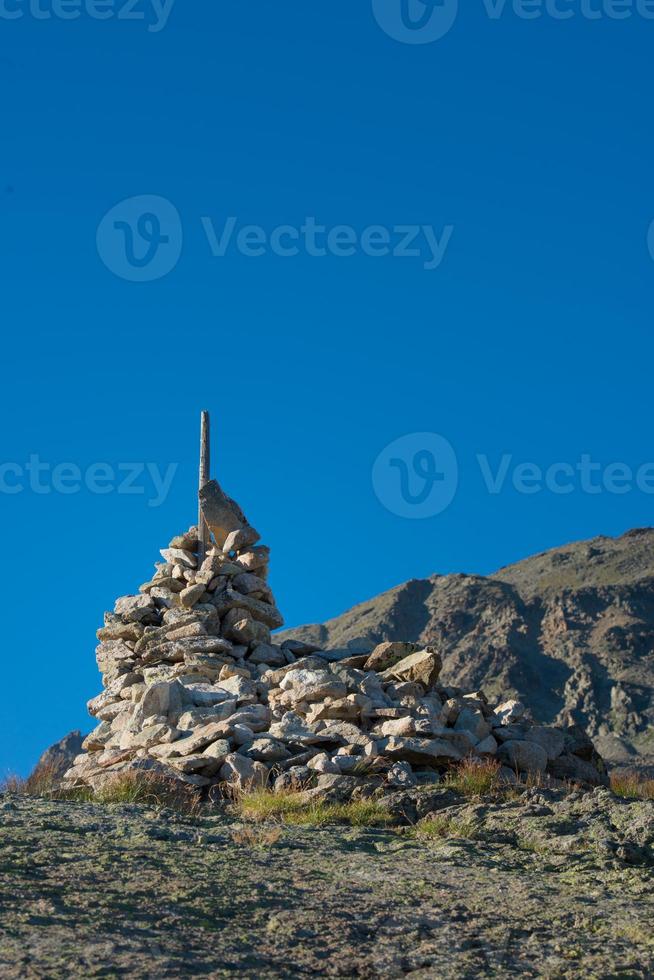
(199, 480, 250, 548)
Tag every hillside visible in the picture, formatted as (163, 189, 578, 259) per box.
(278, 529, 654, 767)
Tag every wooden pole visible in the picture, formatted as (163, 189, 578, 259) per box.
(198, 410, 211, 562)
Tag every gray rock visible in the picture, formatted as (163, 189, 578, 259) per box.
(524, 726, 565, 760)
(387, 761, 417, 788)
(114, 594, 156, 623)
(219, 753, 268, 790)
(498, 739, 548, 774)
(279, 669, 347, 703)
(273, 766, 311, 791)
(239, 738, 291, 763)
(379, 736, 463, 767)
(454, 707, 491, 742)
(223, 526, 261, 553)
(364, 642, 420, 673)
(248, 643, 286, 667)
(180, 584, 206, 608)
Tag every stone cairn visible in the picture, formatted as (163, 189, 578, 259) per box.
(65, 481, 607, 796)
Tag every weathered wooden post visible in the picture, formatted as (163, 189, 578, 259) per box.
(198, 410, 211, 562)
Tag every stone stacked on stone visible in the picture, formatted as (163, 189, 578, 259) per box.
(65, 491, 608, 796)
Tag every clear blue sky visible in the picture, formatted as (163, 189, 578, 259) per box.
(2, 1, 653, 774)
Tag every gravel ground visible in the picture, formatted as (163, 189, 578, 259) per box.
(0, 791, 653, 978)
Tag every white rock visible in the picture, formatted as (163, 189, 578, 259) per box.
(160, 548, 197, 568)
(493, 700, 526, 726)
(219, 753, 268, 790)
(307, 753, 341, 775)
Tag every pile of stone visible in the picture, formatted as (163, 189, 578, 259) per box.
(65, 484, 607, 796)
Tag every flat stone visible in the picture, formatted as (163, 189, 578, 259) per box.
(279, 669, 347, 703)
(168, 527, 199, 551)
(364, 642, 420, 673)
(170, 721, 234, 757)
(185, 683, 233, 707)
(248, 643, 286, 667)
(180, 584, 206, 608)
(378, 736, 463, 767)
(213, 588, 283, 629)
(223, 526, 261, 553)
(114, 595, 156, 623)
(380, 648, 442, 690)
(177, 701, 237, 728)
(239, 738, 291, 763)
(160, 548, 197, 569)
(216, 675, 258, 703)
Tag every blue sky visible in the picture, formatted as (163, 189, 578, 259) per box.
(2, 1, 654, 774)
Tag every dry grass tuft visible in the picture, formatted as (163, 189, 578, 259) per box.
(238, 788, 394, 827)
(2, 765, 202, 816)
(610, 771, 654, 801)
(444, 757, 503, 798)
(1, 762, 92, 802)
(94, 771, 202, 815)
(414, 815, 480, 840)
(231, 825, 282, 848)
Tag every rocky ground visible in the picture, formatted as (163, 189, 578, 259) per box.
(1, 788, 653, 979)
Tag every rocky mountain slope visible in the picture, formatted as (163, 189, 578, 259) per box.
(278, 529, 654, 768)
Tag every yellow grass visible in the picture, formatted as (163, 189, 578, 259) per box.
(610, 771, 654, 801)
(238, 788, 394, 827)
(444, 757, 502, 798)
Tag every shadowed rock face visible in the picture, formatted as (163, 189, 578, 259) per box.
(278, 528, 654, 768)
(32, 731, 85, 779)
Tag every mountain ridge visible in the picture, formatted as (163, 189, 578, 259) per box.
(278, 528, 654, 767)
